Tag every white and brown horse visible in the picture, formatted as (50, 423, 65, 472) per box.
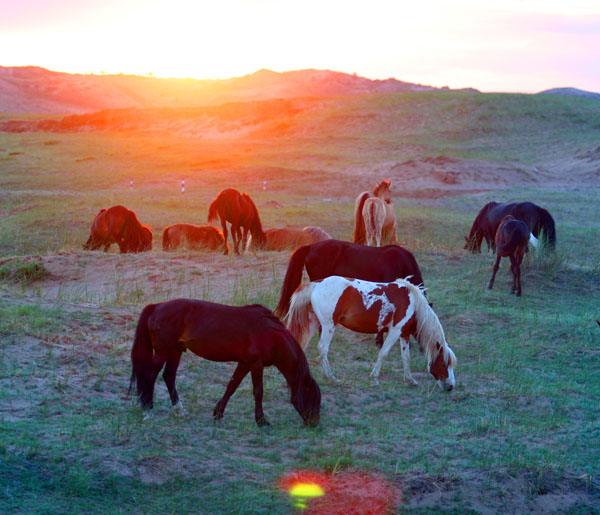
(353, 180, 398, 246)
(285, 276, 456, 390)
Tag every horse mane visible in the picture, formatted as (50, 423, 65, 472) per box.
(241, 193, 266, 240)
(395, 278, 457, 368)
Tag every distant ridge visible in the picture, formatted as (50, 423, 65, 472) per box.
(538, 87, 600, 100)
(0, 66, 436, 114)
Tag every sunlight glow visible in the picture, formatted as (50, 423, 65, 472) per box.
(1, 0, 599, 92)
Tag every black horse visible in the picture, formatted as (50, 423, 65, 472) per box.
(464, 201, 556, 253)
(129, 299, 321, 427)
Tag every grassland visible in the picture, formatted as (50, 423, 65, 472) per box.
(1, 91, 599, 513)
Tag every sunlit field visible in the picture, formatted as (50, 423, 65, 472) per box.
(1, 91, 599, 512)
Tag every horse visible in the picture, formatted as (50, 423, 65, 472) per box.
(162, 223, 228, 253)
(83, 205, 152, 253)
(362, 197, 387, 246)
(274, 239, 426, 320)
(285, 276, 456, 390)
(129, 299, 321, 427)
(353, 180, 398, 246)
(245, 226, 331, 252)
(487, 215, 530, 297)
(207, 188, 266, 254)
(464, 201, 556, 253)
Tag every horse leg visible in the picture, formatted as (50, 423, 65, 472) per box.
(513, 254, 523, 297)
(370, 328, 402, 386)
(162, 351, 185, 417)
(241, 227, 250, 254)
(250, 365, 270, 427)
(220, 216, 229, 255)
(316, 324, 340, 383)
(488, 255, 501, 290)
(398, 336, 418, 386)
(141, 353, 167, 420)
(213, 363, 249, 421)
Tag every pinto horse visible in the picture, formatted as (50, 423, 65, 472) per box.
(83, 205, 152, 253)
(245, 226, 331, 252)
(129, 299, 321, 427)
(487, 215, 530, 297)
(464, 201, 555, 253)
(285, 276, 456, 390)
(353, 180, 398, 246)
(207, 188, 266, 254)
(274, 239, 426, 320)
(162, 223, 228, 253)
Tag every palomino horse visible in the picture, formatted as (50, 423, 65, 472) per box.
(285, 276, 456, 390)
(162, 223, 228, 253)
(207, 188, 266, 254)
(465, 201, 556, 253)
(129, 299, 321, 427)
(83, 205, 152, 253)
(487, 215, 530, 297)
(245, 226, 331, 252)
(353, 180, 397, 246)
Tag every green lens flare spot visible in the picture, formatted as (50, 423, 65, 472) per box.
(290, 482, 325, 498)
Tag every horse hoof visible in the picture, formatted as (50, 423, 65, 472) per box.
(371, 378, 380, 387)
(143, 410, 154, 421)
(257, 418, 271, 427)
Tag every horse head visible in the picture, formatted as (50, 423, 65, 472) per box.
(373, 180, 392, 204)
(428, 341, 456, 391)
(291, 372, 321, 427)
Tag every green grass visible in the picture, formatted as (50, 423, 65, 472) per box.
(1, 92, 599, 512)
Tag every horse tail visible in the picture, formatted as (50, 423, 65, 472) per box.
(368, 201, 378, 244)
(284, 283, 316, 350)
(129, 303, 157, 408)
(162, 226, 171, 251)
(539, 208, 556, 250)
(207, 198, 220, 224)
(353, 192, 370, 244)
(274, 244, 312, 318)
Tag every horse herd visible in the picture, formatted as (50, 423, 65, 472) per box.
(82, 182, 556, 427)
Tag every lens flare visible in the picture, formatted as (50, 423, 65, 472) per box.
(289, 482, 325, 509)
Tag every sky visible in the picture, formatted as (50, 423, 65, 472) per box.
(1, 0, 599, 93)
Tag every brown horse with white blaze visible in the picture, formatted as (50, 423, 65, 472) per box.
(285, 276, 456, 390)
(83, 205, 152, 253)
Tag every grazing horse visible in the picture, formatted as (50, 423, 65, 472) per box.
(129, 299, 321, 427)
(83, 205, 152, 253)
(487, 215, 530, 297)
(353, 180, 398, 246)
(246, 226, 331, 252)
(285, 276, 456, 390)
(162, 223, 228, 253)
(207, 188, 266, 254)
(464, 201, 556, 253)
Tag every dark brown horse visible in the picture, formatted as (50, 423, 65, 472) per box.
(83, 205, 152, 253)
(162, 223, 228, 253)
(465, 201, 555, 253)
(129, 299, 321, 427)
(274, 239, 426, 320)
(246, 226, 331, 252)
(487, 215, 530, 297)
(207, 188, 266, 254)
